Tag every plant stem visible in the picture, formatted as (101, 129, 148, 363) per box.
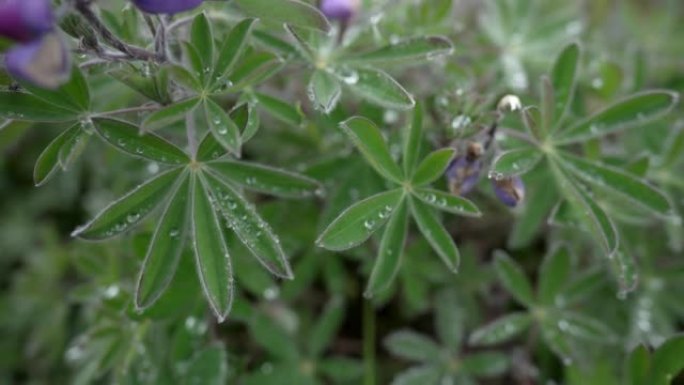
(74, 0, 161, 62)
(363, 300, 376, 385)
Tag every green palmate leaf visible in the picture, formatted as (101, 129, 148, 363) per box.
(204, 172, 293, 278)
(403, 103, 423, 175)
(253, 92, 303, 126)
(141, 97, 200, 132)
(181, 41, 207, 86)
(308, 297, 345, 357)
(412, 187, 481, 216)
(491, 147, 543, 177)
(208, 160, 321, 199)
(538, 246, 572, 305)
(493, 251, 535, 307)
(18, 66, 90, 112)
(317, 189, 404, 251)
(184, 345, 229, 385)
(558, 152, 673, 218)
(236, 102, 260, 142)
(411, 148, 455, 186)
(650, 335, 684, 385)
(213, 18, 257, 89)
(234, 0, 330, 32)
(366, 199, 408, 297)
(192, 174, 234, 321)
(409, 197, 460, 272)
(110, 66, 172, 104)
(34, 124, 81, 186)
(168, 64, 202, 92)
(72, 167, 182, 240)
(461, 352, 509, 377)
(340, 117, 404, 183)
(308, 70, 341, 113)
(190, 13, 214, 74)
(0, 91, 78, 122)
(57, 126, 89, 170)
(550, 161, 618, 257)
(93, 118, 189, 164)
(204, 99, 242, 157)
(383, 329, 441, 362)
(229, 51, 283, 90)
(555, 91, 679, 144)
(135, 173, 191, 310)
(468, 312, 532, 346)
(343, 36, 453, 65)
(341, 68, 415, 110)
(392, 366, 441, 385)
(551, 43, 581, 127)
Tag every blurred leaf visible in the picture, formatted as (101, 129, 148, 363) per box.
(366, 200, 408, 296)
(435, 290, 464, 350)
(253, 92, 303, 126)
(229, 51, 283, 90)
(342, 36, 453, 65)
(308, 70, 341, 114)
(340, 116, 404, 183)
(192, 174, 234, 321)
(651, 335, 684, 385)
(18, 66, 90, 112)
(93, 117, 189, 164)
(493, 251, 535, 307)
(538, 246, 572, 305)
(234, 0, 330, 32)
(317, 189, 404, 251)
(184, 345, 229, 385)
(342, 68, 415, 110)
(461, 352, 509, 377)
(491, 147, 543, 177)
(384, 329, 441, 362)
(469, 313, 532, 346)
(409, 197, 460, 272)
(555, 91, 679, 144)
(72, 167, 182, 240)
(392, 365, 441, 385)
(0, 91, 78, 122)
(307, 297, 344, 357)
(135, 173, 190, 310)
(551, 42, 581, 127)
(318, 357, 363, 383)
(627, 345, 650, 385)
(249, 311, 299, 361)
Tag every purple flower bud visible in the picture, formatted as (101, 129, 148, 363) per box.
(492, 176, 525, 207)
(5, 33, 70, 89)
(446, 156, 482, 196)
(0, 0, 54, 42)
(320, 0, 360, 21)
(131, 0, 204, 14)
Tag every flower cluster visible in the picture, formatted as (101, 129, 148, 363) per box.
(0, 0, 68, 88)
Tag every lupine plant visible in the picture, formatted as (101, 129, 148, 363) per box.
(1, 0, 683, 384)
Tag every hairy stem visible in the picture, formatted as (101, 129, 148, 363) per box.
(74, 0, 161, 62)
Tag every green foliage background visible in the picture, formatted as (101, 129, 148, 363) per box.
(1, 0, 683, 384)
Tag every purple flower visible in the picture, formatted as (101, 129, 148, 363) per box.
(492, 176, 525, 207)
(5, 33, 70, 89)
(0, 0, 54, 42)
(320, 0, 360, 21)
(131, 0, 204, 14)
(446, 156, 483, 196)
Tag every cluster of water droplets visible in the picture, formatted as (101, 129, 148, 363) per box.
(363, 205, 395, 231)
